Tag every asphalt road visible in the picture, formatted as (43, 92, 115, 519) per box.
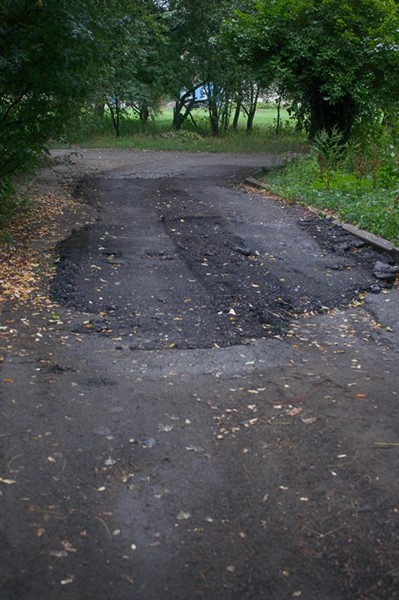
(1, 150, 399, 600)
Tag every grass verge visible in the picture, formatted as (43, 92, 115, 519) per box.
(261, 156, 399, 245)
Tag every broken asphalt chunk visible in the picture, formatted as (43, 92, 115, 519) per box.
(373, 261, 399, 282)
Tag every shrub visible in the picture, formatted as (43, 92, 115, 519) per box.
(0, 177, 17, 229)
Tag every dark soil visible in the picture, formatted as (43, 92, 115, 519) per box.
(1, 149, 398, 600)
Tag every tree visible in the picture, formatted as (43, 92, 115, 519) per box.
(100, 0, 168, 136)
(233, 0, 399, 139)
(164, 0, 243, 134)
(0, 0, 103, 177)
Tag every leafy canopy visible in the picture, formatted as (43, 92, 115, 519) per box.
(232, 0, 399, 138)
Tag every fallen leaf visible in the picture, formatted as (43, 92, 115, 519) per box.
(158, 423, 174, 432)
(186, 445, 204, 453)
(61, 541, 77, 553)
(287, 407, 303, 417)
(60, 576, 75, 586)
(301, 417, 317, 425)
(51, 550, 68, 558)
(0, 477, 16, 485)
(177, 511, 192, 520)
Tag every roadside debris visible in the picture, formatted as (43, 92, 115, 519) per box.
(373, 261, 399, 282)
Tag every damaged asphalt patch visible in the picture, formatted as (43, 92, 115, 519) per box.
(50, 164, 389, 349)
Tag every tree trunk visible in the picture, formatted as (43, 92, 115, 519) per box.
(208, 102, 220, 136)
(232, 99, 242, 130)
(309, 90, 357, 140)
(275, 96, 282, 134)
(221, 95, 231, 132)
(246, 84, 259, 133)
(107, 98, 121, 137)
(139, 103, 149, 123)
(207, 84, 222, 136)
(173, 104, 183, 130)
(173, 85, 204, 130)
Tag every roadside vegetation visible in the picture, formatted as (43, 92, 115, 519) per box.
(1, 0, 398, 244)
(260, 126, 399, 245)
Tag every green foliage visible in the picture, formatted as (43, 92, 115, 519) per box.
(263, 138, 399, 244)
(0, 0, 102, 177)
(352, 118, 399, 189)
(99, 0, 169, 136)
(311, 127, 359, 185)
(0, 177, 15, 228)
(233, 0, 399, 140)
(0, 176, 30, 230)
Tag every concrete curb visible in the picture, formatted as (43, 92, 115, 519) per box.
(245, 177, 399, 264)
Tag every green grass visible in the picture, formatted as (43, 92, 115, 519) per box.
(160, 106, 289, 129)
(60, 106, 308, 154)
(119, 106, 289, 130)
(261, 156, 399, 245)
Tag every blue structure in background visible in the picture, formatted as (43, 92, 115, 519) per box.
(193, 86, 208, 102)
